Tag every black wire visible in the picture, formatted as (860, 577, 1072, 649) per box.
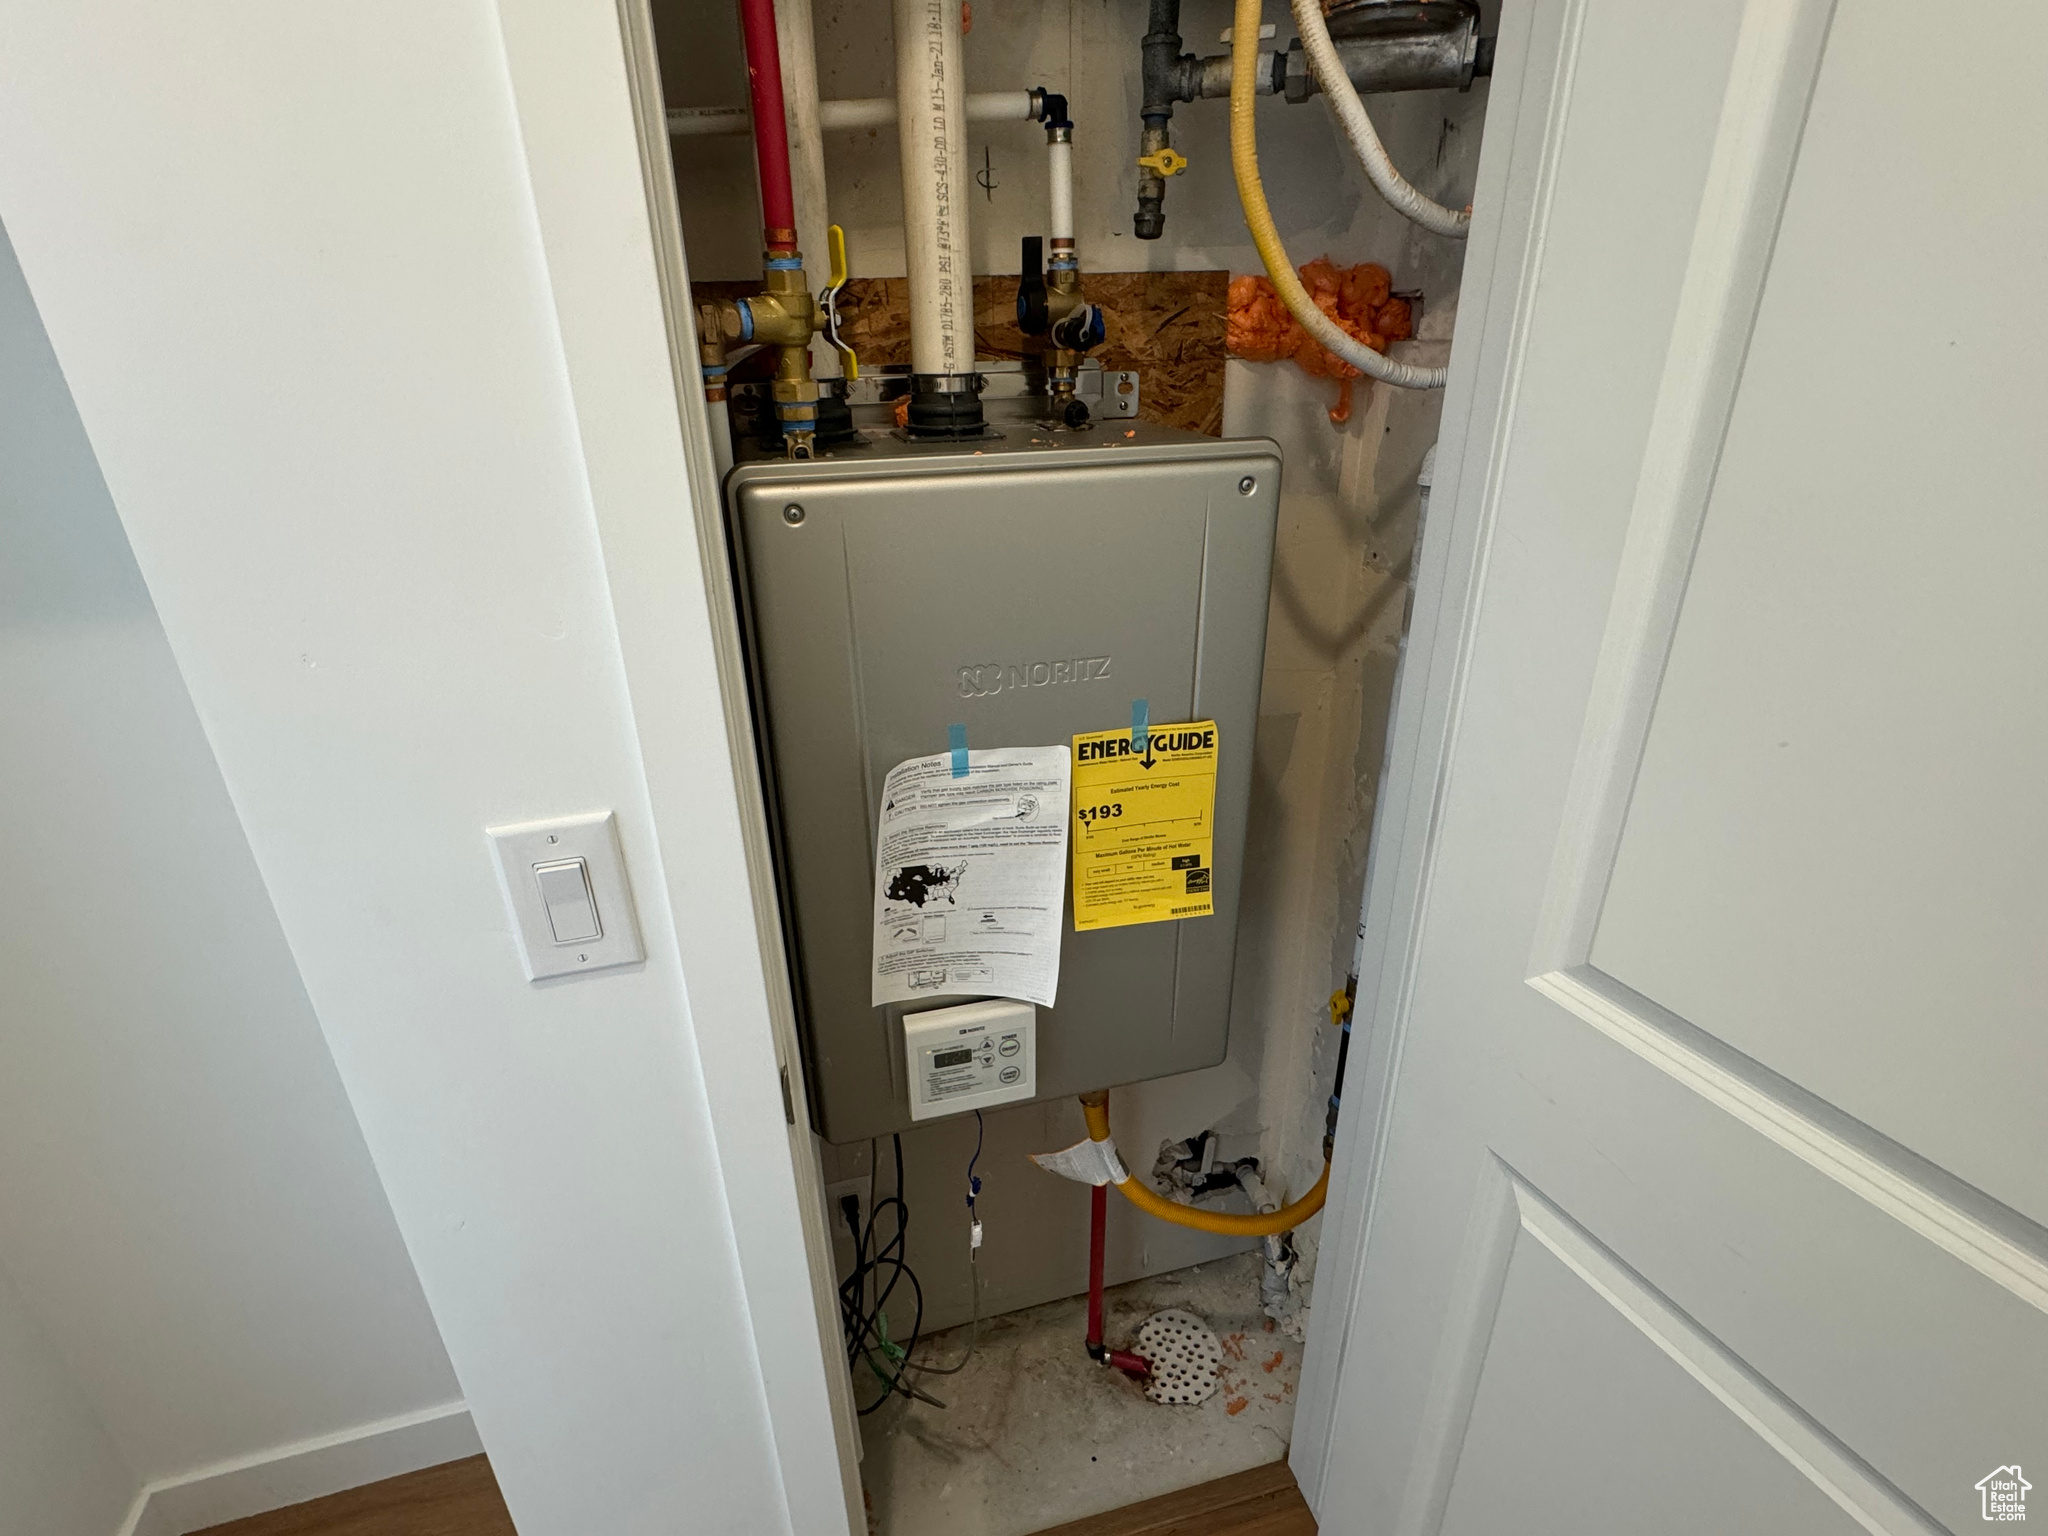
(856, 1136, 924, 1410)
(839, 1133, 926, 1415)
(845, 1137, 907, 1362)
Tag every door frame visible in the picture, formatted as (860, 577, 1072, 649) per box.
(498, 1, 865, 1531)
(1287, 0, 1594, 1508)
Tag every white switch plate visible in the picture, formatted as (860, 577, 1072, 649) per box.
(487, 811, 644, 981)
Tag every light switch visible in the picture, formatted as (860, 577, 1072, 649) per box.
(487, 811, 645, 981)
(533, 859, 601, 943)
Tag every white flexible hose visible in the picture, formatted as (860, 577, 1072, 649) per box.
(1230, 0, 1447, 389)
(1290, 0, 1470, 239)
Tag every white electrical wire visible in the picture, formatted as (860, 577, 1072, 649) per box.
(1290, 0, 1470, 239)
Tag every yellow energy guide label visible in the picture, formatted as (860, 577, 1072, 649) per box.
(1069, 720, 1219, 931)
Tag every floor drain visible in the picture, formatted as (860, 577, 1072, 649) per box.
(1133, 1309, 1224, 1406)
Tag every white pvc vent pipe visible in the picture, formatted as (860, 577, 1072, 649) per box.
(894, 0, 973, 376)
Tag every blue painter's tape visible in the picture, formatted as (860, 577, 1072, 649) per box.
(949, 723, 969, 778)
(1131, 698, 1148, 754)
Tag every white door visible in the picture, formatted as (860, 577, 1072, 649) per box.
(1298, 0, 2048, 1531)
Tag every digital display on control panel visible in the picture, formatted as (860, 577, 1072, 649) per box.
(932, 1047, 974, 1069)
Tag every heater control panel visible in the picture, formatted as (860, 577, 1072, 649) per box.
(903, 1000, 1036, 1121)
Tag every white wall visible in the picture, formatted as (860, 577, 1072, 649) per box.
(0, 219, 461, 1501)
(0, 1262, 135, 1536)
(0, 3, 832, 1533)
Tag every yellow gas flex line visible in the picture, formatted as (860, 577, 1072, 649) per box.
(1081, 1091, 1328, 1237)
(1227, 0, 1449, 391)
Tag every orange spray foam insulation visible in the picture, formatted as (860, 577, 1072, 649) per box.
(1227, 259, 1413, 425)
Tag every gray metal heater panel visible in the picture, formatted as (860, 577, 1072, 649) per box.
(729, 425, 1279, 1143)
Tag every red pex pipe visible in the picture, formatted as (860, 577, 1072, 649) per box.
(1087, 1183, 1107, 1347)
(737, 0, 799, 252)
(1087, 1183, 1152, 1380)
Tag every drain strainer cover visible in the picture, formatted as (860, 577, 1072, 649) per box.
(1134, 1309, 1224, 1406)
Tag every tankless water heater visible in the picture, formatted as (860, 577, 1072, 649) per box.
(729, 424, 1279, 1143)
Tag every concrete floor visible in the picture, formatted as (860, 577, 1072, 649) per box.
(858, 1251, 1300, 1536)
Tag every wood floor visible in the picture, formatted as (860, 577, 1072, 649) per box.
(191, 1456, 514, 1536)
(189, 1455, 1313, 1536)
(1027, 1461, 1316, 1536)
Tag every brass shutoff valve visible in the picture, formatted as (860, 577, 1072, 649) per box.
(707, 254, 823, 456)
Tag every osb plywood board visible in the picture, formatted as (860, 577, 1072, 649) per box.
(982, 271, 1228, 437)
(692, 272, 1228, 436)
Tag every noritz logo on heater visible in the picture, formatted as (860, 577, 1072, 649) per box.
(956, 656, 1112, 698)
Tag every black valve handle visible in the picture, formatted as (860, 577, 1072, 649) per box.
(1016, 235, 1049, 336)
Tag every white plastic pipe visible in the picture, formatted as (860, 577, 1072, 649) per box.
(668, 93, 1036, 137)
(1048, 138, 1074, 242)
(707, 397, 736, 480)
(1289, 0, 1470, 239)
(894, 0, 973, 376)
(774, 0, 841, 377)
(826, 92, 1035, 130)
(667, 106, 750, 137)
(972, 90, 1041, 123)
(821, 97, 900, 131)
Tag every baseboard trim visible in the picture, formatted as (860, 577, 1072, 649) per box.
(117, 1401, 479, 1536)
